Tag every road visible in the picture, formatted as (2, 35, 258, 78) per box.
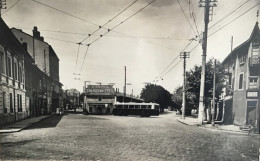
(0, 111, 259, 161)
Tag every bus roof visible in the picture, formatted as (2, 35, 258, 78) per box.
(114, 102, 160, 106)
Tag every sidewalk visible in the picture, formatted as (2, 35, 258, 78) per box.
(176, 116, 258, 135)
(0, 114, 53, 133)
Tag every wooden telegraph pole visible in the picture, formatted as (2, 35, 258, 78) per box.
(180, 52, 190, 119)
(198, 0, 217, 124)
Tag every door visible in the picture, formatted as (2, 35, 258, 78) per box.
(247, 101, 257, 126)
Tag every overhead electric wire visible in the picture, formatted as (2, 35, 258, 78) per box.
(44, 37, 79, 44)
(176, 0, 197, 37)
(209, 0, 250, 31)
(189, 0, 201, 36)
(31, 0, 133, 38)
(208, 2, 260, 37)
(162, 59, 182, 77)
(157, 39, 194, 78)
(74, 43, 82, 72)
(77, 0, 157, 74)
(2, 0, 21, 15)
(79, 45, 90, 73)
(159, 1, 259, 80)
(80, 0, 139, 43)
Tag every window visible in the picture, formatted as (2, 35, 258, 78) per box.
(239, 73, 243, 89)
(252, 47, 259, 57)
(7, 56, 12, 78)
(0, 50, 6, 75)
(17, 94, 22, 112)
(98, 96, 102, 101)
(3, 92, 7, 113)
(9, 93, 13, 113)
(20, 94, 22, 112)
(249, 77, 258, 89)
(18, 65, 22, 82)
(17, 94, 20, 112)
(14, 61, 18, 80)
(239, 55, 246, 65)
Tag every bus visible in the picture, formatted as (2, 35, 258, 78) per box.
(113, 102, 160, 117)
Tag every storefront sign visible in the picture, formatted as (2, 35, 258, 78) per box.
(86, 85, 115, 95)
(247, 91, 258, 97)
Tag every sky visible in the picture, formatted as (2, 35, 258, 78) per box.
(2, 0, 260, 96)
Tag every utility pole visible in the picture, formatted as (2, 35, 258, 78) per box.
(231, 36, 233, 52)
(212, 59, 216, 126)
(198, 0, 217, 124)
(180, 52, 190, 119)
(0, 0, 6, 17)
(123, 66, 126, 102)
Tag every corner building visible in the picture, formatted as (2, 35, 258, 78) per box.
(221, 22, 260, 131)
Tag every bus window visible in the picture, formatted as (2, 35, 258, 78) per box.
(147, 105, 151, 109)
(141, 105, 146, 109)
(129, 105, 134, 109)
(118, 105, 123, 109)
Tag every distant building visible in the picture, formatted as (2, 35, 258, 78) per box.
(221, 22, 260, 131)
(66, 89, 80, 109)
(84, 85, 143, 114)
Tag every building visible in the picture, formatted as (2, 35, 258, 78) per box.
(66, 89, 80, 109)
(221, 22, 260, 131)
(11, 27, 63, 114)
(0, 18, 27, 125)
(84, 85, 143, 114)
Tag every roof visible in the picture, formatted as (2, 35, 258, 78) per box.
(0, 18, 32, 61)
(11, 27, 60, 61)
(222, 22, 260, 64)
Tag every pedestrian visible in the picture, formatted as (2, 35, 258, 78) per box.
(248, 120, 255, 135)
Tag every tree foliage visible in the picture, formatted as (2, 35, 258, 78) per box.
(140, 84, 172, 111)
(172, 58, 226, 110)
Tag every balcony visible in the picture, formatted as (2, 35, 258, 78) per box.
(249, 56, 260, 66)
(249, 56, 260, 75)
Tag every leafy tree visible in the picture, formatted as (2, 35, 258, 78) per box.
(140, 84, 172, 112)
(79, 93, 85, 103)
(171, 86, 183, 110)
(185, 58, 226, 109)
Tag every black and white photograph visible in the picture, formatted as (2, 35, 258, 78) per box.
(0, 0, 260, 160)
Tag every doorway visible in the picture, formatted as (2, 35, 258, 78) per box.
(246, 101, 257, 126)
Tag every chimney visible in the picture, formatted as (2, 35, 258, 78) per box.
(22, 42, 27, 51)
(33, 26, 41, 40)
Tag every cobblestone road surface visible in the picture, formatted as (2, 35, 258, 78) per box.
(0, 112, 259, 161)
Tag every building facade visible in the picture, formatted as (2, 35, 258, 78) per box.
(11, 27, 63, 114)
(0, 18, 27, 125)
(221, 22, 260, 131)
(0, 18, 63, 126)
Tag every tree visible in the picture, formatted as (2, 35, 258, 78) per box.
(171, 86, 183, 110)
(140, 84, 172, 112)
(171, 58, 226, 117)
(79, 93, 85, 103)
(186, 58, 226, 109)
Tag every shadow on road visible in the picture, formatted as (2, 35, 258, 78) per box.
(1, 139, 39, 147)
(25, 114, 66, 130)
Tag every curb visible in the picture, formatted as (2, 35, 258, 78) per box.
(176, 118, 199, 126)
(176, 118, 260, 136)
